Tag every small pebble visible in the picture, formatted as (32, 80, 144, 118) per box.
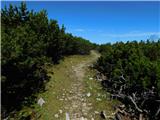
(96, 98, 101, 101)
(94, 111, 99, 114)
(59, 110, 63, 114)
(54, 114, 59, 118)
(59, 98, 63, 101)
(87, 92, 91, 97)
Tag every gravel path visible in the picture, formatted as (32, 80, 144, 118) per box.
(65, 51, 100, 120)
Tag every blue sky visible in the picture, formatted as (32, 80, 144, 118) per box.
(1, 1, 160, 44)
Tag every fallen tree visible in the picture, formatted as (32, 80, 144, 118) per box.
(95, 41, 160, 120)
(96, 73, 160, 120)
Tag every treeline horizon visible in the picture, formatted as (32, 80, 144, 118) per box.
(1, 2, 96, 119)
(1, 2, 160, 120)
(96, 40, 160, 119)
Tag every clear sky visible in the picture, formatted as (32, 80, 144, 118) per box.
(1, 1, 160, 44)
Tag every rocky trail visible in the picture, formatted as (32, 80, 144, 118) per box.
(66, 57, 96, 119)
(31, 51, 118, 120)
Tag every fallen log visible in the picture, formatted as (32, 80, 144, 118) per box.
(128, 96, 143, 113)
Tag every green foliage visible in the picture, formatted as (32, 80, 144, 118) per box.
(97, 40, 160, 92)
(1, 2, 95, 118)
(96, 40, 160, 119)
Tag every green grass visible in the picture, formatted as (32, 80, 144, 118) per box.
(33, 54, 94, 120)
(14, 51, 119, 120)
(31, 53, 94, 120)
(83, 67, 120, 120)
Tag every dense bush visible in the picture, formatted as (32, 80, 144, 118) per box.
(1, 2, 94, 118)
(96, 40, 160, 119)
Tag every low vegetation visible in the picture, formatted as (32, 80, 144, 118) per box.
(2, 2, 160, 120)
(95, 41, 160, 119)
(1, 2, 96, 118)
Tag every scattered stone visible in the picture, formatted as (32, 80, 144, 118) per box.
(96, 98, 101, 101)
(88, 103, 92, 106)
(94, 111, 99, 114)
(89, 77, 93, 80)
(73, 104, 78, 108)
(119, 104, 125, 109)
(63, 96, 66, 99)
(59, 110, 63, 114)
(83, 113, 87, 116)
(82, 103, 86, 107)
(59, 98, 63, 101)
(37, 97, 45, 107)
(66, 112, 70, 120)
(54, 114, 59, 118)
(91, 118, 94, 120)
(78, 93, 82, 97)
(80, 117, 84, 120)
(111, 112, 115, 115)
(81, 98, 84, 101)
(86, 92, 91, 97)
(68, 97, 72, 100)
(69, 91, 73, 94)
(81, 116, 88, 120)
